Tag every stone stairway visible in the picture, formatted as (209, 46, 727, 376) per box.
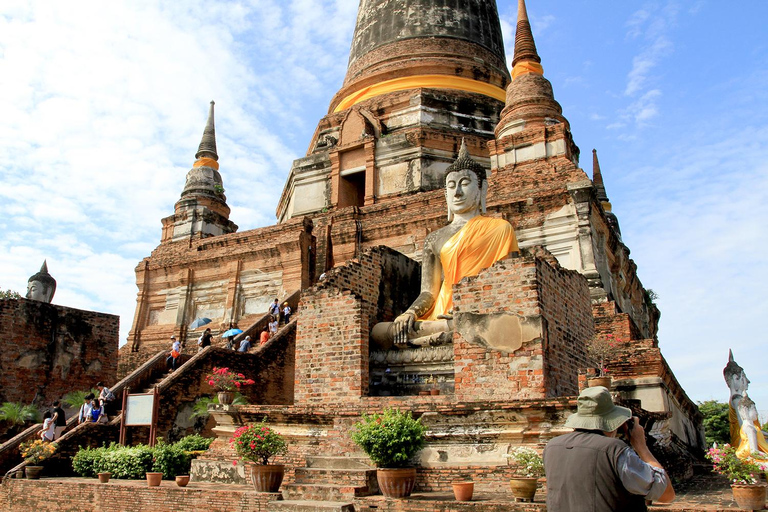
(268, 456, 379, 511)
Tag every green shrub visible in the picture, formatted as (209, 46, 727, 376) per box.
(152, 441, 191, 478)
(698, 400, 730, 446)
(72, 446, 107, 477)
(73, 444, 154, 479)
(0, 402, 41, 424)
(107, 445, 154, 479)
(351, 408, 426, 468)
(174, 434, 214, 452)
(62, 389, 99, 409)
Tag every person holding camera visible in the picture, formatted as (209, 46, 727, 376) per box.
(543, 386, 675, 511)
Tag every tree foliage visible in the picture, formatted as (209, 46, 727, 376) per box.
(0, 289, 22, 299)
(0, 402, 41, 424)
(698, 400, 730, 446)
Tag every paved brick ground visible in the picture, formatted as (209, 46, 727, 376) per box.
(5, 471, 765, 511)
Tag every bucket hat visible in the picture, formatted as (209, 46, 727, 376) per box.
(564, 386, 631, 432)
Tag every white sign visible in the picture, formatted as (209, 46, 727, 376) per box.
(125, 393, 155, 426)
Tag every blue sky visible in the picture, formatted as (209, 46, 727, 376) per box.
(1, 1, 766, 418)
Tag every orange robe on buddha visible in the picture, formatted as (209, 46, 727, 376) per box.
(420, 216, 518, 321)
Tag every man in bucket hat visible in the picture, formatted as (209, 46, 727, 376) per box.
(544, 386, 674, 511)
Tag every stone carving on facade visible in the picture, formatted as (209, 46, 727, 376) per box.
(26, 260, 56, 303)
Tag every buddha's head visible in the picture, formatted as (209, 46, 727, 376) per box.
(26, 260, 56, 303)
(723, 349, 749, 397)
(444, 140, 488, 221)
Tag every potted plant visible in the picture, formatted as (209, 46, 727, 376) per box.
(351, 408, 426, 498)
(706, 444, 768, 510)
(230, 420, 288, 492)
(585, 333, 622, 388)
(504, 447, 544, 502)
(205, 367, 255, 405)
(19, 439, 56, 479)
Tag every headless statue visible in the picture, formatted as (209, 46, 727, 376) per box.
(26, 260, 56, 303)
(371, 141, 519, 350)
(724, 350, 768, 457)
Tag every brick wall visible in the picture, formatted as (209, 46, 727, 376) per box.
(0, 298, 118, 406)
(0, 479, 277, 512)
(535, 248, 594, 397)
(199, 397, 573, 492)
(294, 246, 419, 405)
(452, 249, 592, 401)
(151, 331, 296, 444)
(123, 216, 314, 376)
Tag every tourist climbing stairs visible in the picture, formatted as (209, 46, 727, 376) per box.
(268, 456, 378, 511)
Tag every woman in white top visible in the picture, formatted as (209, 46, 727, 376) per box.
(78, 393, 95, 424)
(40, 411, 56, 442)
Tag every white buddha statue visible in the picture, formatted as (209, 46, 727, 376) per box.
(26, 261, 56, 303)
(371, 141, 519, 349)
(724, 350, 768, 458)
(735, 392, 768, 460)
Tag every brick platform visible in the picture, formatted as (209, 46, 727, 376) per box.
(0, 471, 757, 512)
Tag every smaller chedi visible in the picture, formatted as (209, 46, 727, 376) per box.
(723, 350, 768, 459)
(26, 260, 56, 303)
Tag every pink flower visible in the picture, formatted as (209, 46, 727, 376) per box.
(232, 460, 237, 466)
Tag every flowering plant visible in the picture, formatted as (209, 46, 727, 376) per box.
(585, 333, 622, 376)
(504, 447, 544, 478)
(20, 439, 57, 465)
(706, 444, 767, 485)
(205, 367, 255, 392)
(230, 420, 287, 465)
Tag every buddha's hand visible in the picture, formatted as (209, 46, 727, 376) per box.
(393, 311, 417, 346)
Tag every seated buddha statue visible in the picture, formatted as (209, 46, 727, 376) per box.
(724, 350, 768, 457)
(26, 260, 57, 303)
(371, 140, 519, 350)
(735, 392, 768, 460)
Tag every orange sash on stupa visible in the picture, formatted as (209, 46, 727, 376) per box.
(420, 216, 518, 321)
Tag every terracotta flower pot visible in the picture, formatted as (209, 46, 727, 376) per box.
(587, 376, 612, 389)
(731, 483, 767, 511)
(175, 475, 190, 487)
(98, 472, 111, 483)
(25, 466, 43, 479)
(377, 468, 417, 498)
(217, 391, 234, 405)
(248, 464, 284, 492)
(452, 481, 474, 501)
(146, 472, 163, 487)
(509, 477, 538, 502)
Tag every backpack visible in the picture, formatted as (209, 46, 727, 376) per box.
(103, 389, 116, 402)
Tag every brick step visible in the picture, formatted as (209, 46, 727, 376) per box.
(266, 501, 355, 512)
(294, 467, 378, 488)
(305, 456, 373, 470)
(281, 483, 375, 501)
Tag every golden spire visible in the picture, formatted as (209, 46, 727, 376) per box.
(511, 0, 544, 79)
(194, 101, 219, 170)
